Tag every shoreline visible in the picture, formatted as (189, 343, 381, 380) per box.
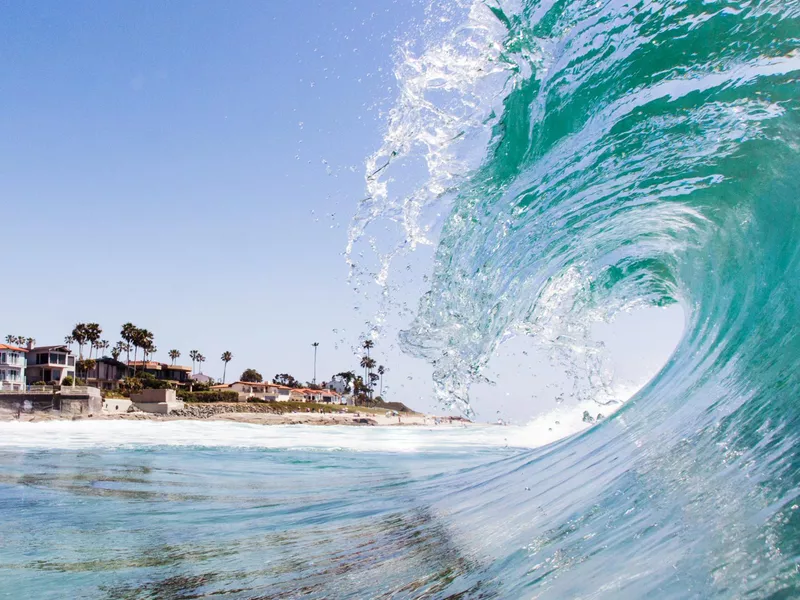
(0, 405, 473, 428)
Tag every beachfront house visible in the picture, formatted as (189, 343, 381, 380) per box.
(320, 389, 344, 405)
(0, 344, 28, 391)
(301, 389, 324, 403)
(210, 381, 271, 402)
(128, 361, 192, 384)
(25, 345, 75, 386)
(84, 357, 129, 390)
(265, 383, 292, 402)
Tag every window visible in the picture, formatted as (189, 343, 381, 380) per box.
(0, 370, 6, 381)
(52, 369, 61, 380)
(68, 356, 75, 366)
(37, 353, 48, 365)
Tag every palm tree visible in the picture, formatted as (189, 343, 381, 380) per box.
(120, 323, 136, 366)
(85, 323, 102, 359)
(93, 339, 109, 359)
(378, 365, 385, 396)
(363, 340, 374, 357)
(360, 356, 374, 394)
(71, 324, 88, 358)
(221, 351, 232, 383)
(145, 344, 157, 363)
(196, 354, 206, 374)
(189, 350, 200, 374)
(131, 328, 153, 373)
(25, 337, 35, 349)
(111, 342, 124, 361)
(169, 349, 181, 365)
(4, 335, 15, 345)
(64, 335, 75, 352)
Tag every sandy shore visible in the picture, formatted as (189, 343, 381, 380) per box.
(0, 408, 472, 427)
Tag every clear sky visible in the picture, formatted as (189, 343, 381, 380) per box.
(1, 1, 683, 422)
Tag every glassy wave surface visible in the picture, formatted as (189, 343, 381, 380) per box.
(346, 0, 800, 596)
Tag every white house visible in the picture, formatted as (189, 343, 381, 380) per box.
(264, 383, 293, 402)
(320, 389, 345, 404)
(210, 381, 271, 402)
(26, 345, 75, 386)
(0, 344, 28, 391)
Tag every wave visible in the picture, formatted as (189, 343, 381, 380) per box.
(348, 0, 800, 595)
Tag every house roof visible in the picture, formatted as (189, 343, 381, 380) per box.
(128, 361, 161, 368)
(211, 381, 269, 389)
(0, 344, 27, 353)
(127, 361, 191, 371)
(30, 345, 70, 353)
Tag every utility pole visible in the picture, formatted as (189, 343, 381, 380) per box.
(312, 342, 319, 385)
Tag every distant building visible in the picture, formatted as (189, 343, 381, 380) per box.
(128, 361, 192, 384)
(328, 376, 349, 394)
(191, 373, 214, 384)
(26, 345, 76, 386)
(210, 381, 270, 402)
(85, 357, 129, 390)
(320, 389, 344, 404)
(289, 388, 306, 402)
(0, 344, 28, 391)
(265, 383, 293, 402)
(301, 388, 323, 403)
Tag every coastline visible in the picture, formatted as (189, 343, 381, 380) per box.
(0, 404, 473, 427)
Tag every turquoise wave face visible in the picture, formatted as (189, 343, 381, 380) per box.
(345, 0, 800, 594)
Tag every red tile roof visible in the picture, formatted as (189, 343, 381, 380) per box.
(0, 344, 28, 353)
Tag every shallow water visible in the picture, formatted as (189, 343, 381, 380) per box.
(0, 422, 525, 599)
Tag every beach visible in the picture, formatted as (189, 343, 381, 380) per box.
(0, 403, 472, 427)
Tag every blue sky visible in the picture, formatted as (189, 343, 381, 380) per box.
(2, 2, 418, 380)
(1, 1, 683, 421)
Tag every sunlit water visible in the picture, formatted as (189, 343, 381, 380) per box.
(3, 0, 800, 596)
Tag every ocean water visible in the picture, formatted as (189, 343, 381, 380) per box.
(4, 0, 800, 596)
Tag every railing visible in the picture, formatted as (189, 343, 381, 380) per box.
(61, 386, 92, 395)
(27, 385, 55, 394)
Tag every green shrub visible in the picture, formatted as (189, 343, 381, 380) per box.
(62, 376, 75, 387)
(177, 390, 239, 403)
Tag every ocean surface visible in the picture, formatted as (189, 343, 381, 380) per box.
(3, 0, 800, 596)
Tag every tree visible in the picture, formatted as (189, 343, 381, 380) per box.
(111, 342, 124, 361)
(363, 340, 374, 357)
(93, 339, 109, 359)
(241, 369, 263, 383)
(273, 373, 300, 387)
(131, 328, 153, 373)
(196, 354, 206, 373)
(84, 324, 102, 359)
(120, 323, 136, 365)
(378, 365, 386, 396)
(169, 349, 181, 365)
(72, 324, 88, 358)
(221, 351, 232, 384)
(189, 350, 200, 374)
(77, 359, 96, 382)
(64, 335, 75, 352)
